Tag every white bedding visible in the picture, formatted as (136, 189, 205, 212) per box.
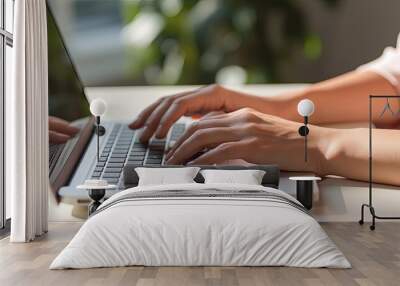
(50, 183, 350, 269)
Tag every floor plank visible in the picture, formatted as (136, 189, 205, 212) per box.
(0, 222, 399, 286)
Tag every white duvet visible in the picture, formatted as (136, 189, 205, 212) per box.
(50, 183, 350, 269)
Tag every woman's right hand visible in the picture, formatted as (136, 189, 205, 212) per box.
(128, 84, 261, 143)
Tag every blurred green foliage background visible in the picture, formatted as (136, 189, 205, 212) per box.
(48, 0, 341, 86)
(120, 0, 339, 85)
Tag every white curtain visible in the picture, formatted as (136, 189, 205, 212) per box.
(8, 0, 49, 242)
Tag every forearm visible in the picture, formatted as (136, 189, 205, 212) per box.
(315, 127, 400, 186)
(259, 71, 398, 127)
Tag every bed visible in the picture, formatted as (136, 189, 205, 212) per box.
(50, 165, 350, 269)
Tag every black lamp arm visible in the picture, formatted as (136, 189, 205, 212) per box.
(298, 116, 309, 162)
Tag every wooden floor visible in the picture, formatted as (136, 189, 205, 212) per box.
(0, 222, 399, 286)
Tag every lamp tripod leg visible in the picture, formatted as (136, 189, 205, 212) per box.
(359, 204, 366, 225)
(370, 206, 376, 231)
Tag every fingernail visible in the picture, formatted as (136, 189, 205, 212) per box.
(155, 128, 163, 139)
(139, 135, 148, 144)
(129, 122, 138, 129)
(130, 117, 142, 128)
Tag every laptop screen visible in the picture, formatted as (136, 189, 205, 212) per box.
(47, 7, 90, 122)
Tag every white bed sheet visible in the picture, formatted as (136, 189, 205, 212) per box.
(50, 183, 350, 269)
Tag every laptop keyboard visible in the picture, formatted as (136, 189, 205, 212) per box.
(90, 123, 185, 185)
(49, 143, 64, 164)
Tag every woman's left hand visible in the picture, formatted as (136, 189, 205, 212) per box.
(165, 108, 329, 174)
(49, 116, 80, 144)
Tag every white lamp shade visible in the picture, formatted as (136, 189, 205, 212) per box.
(297, 99, 315, 117)
(90, 99, 107, 116)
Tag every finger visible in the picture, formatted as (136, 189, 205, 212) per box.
(155, 87, 226, 138)
(49, 117, 80, 136)
(128, 97, 164, 129)
(205, 107, 262, 123)
(139, 96, 180, 142)
(49, 131, 71, 144)
(201, 111, 226, 119)
(166, 127, 241, 165)
(129, 90, 197, 130)
(187, 140, 251, 165)
(165, 118, 233, 160)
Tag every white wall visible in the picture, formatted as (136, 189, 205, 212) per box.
(281, 0, 400, 83)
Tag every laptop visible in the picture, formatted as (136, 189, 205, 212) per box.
(47, 7, 186, 200)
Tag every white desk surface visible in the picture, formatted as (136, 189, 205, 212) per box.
(50, 85, 400, 223)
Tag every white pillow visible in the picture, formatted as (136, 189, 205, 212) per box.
(135, 167, 201, 186)
(200, 169, 266, 185)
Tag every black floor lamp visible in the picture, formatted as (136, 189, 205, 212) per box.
(359, 95, 400, 230)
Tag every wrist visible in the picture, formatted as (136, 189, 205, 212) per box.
(309, 126, 343, 176)
(263, 88, 313, 121)
(220, 86, 266, 112)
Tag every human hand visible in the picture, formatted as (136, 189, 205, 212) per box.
(165, 108, 328, 173)
(49, 116, 80, 144)
(128, 84, 262, 143)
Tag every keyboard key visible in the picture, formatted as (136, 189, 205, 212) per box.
(145, 158, 162, 164)
(114, 147, 129, 150)
(112, 150, 128, 154)
(96, 162, 106, 167)
(147, 154, 163, 159)
(107, 162, 124, 168)
(103, 173, 120, 178)
(95, 167, 103, 172)
(92, 171, 102, 177)
(110, 153, 127, 158)
(129, 155, 145, 160)
(149, 146, 164, 151)
(115, 142, 131, 146)
(104, 167, 122, 173)
(127, 159, 144, 164)
(115, 145, 131, 149)
(113, 150, 128, 154)
(132, 144, 146, 148)
(150, 140, 165, 145)
(129, 151, 146, 157)
(109, 158, 125, 163)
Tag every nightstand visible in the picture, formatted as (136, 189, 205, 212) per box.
(289, 176, 321, 210)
